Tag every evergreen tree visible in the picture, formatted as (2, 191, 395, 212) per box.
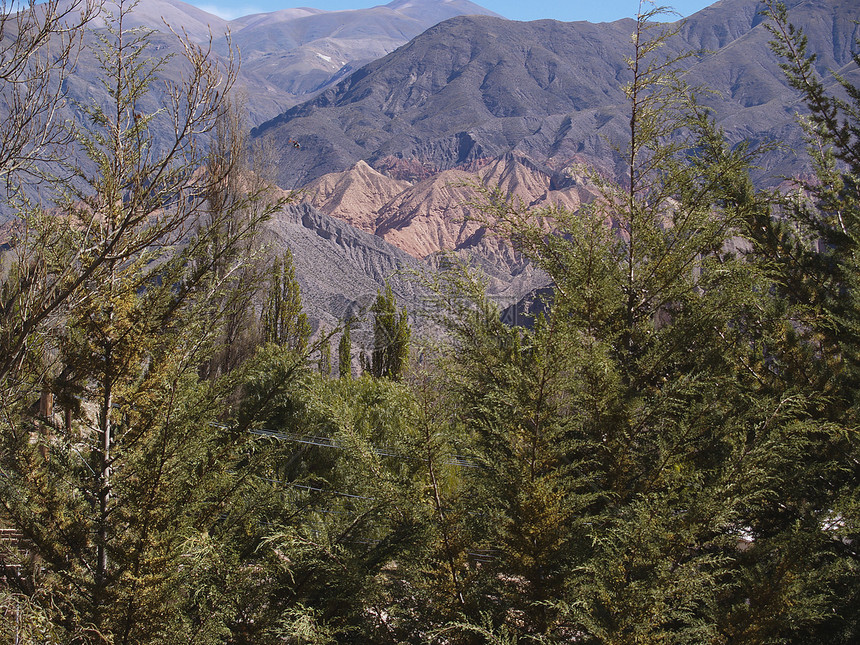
(317, 325, 332, 376)
(724, 4, 860, 641)
(0, 4, 277, 640)
(261, 249, 311, 352)
(369, 284, 411, 381)
(439, 4, 823, 641)
(338, 323, 352, 379)
(238, 355, 431, 642)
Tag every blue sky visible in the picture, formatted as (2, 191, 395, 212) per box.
(191, 0, 716, 24)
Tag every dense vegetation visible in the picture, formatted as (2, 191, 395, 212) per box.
(0, 0, 858, 642)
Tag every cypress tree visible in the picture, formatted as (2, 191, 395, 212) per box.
(317, 325, 332, 377)
(441, 5, 808, 641)
(338, 323, 352, 379)
(0, 7, 276, 639)
(369, 284, 411, 381)
(261, 249, 311, 352)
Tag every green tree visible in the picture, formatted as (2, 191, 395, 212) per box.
(760, 0, 860, 413)
(0, 3, 278, 641)
(438, 4, 823, 642)
(237, 354, 433, 641)
(722, 4, 860, 642)
(261, 249, 312, 352)
(338, 322, 352, 379)
(199, 95, 283, 380)
(369, 284, 410, 381)
(317, 325, 332, 376)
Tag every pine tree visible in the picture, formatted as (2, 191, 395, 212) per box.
(0, 4, 276, 640)
(440, 4, 819, 641)
(722, 4, 860, 641)
(237, 350, 433, 642)
(317, 325, 332, 376)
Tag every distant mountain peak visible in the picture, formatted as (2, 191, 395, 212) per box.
(254, 0, 860, 189)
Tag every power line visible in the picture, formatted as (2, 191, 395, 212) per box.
(249, 427, 479, 468)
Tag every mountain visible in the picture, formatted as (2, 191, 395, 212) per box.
(374, 153, 596, 258)
(293, 152, 599, 308)
(90, 0, 229, 41)
(253, 0, 860, 187)
(264, 201, 428, 335)
(299, 160, 413, 231)
(252, 15, 634, 186)
(62, 0, 502, 126)
(19, 0, 505, 199)
(297, 152, 598, 258)
(220, 0, 501, 113)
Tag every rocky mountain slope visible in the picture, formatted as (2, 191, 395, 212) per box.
(264, 201, 427, 335)
(374, 153, 596, 258)
(297, 152, 598, 257)
(260, 198, 541, 343)
(295, 152, 597, 305)
(254, 14, 634, 186)
(57, 0, 501, 126)
(299, 160, 413, 231)
(219, 0, 501, 114)
(254, 0, 860, 188)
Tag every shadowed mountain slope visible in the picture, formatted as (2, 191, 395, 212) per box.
(58, 0, 502, 126)
(217, 0, 501, 116)
(253, 15, 635, 186)
(254, 0, 860, 188)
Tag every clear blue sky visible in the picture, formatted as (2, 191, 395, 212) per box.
(192, 0, 716, 24)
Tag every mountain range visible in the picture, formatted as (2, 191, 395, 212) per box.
(10, 0, 860, 335)
(254, 0, 860, 189)
(84, 0, 500, 123)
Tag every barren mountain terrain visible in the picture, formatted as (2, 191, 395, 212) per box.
(11, 0, 860, 330)
(254, 0, 860, 188)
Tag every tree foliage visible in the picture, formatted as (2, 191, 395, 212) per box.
(261, 249, 312, 352)
(338, 322, 352, 379)
(0, 2, 278, 641)
(369, 283, 411, 381)
(0, 0, 858, 642)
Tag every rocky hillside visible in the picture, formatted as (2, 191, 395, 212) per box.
(219, 0, 501, 116)
(293, 152, 600, 306)
(58, 0, 501, 127)
(254, 0, 860, 188)
(375, 153, 596, 257)
(263, 201, 431, 342)
(299, 161, 413, 231)
(297, 152, 598, 257)
(267, 182, 553, 334)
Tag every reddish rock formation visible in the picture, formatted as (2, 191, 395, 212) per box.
(299, 160, 412, 232)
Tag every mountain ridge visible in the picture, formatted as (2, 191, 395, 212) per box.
(252, 0, 860, 188)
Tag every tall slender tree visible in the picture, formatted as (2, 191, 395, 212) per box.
(0, 2, 276, 640)
(439, 4, 817, 641)
(317, 325, 332, 377)
(261, 249, 312, 352)
(338, 322, 352, 379)
(369, 284, 410, 381)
